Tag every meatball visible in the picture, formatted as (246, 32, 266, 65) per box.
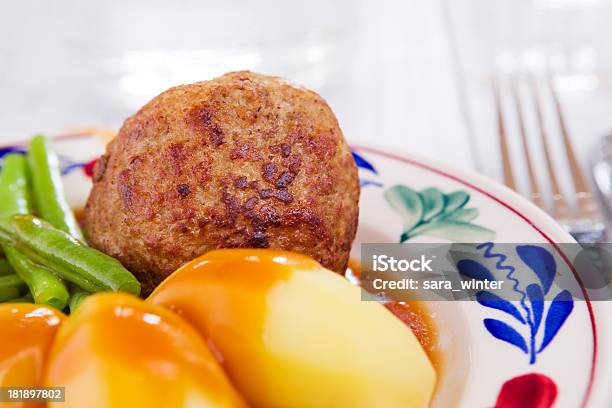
(84, 71, 360, 295)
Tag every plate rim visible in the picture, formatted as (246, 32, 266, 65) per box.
(352, 143, 602, 407)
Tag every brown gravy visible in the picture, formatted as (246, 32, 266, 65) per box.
(71, 214, 441, 373)
(74, 207, 85, 227)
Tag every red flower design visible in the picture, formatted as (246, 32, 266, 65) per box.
(83, 159, 98, 178)
(495, 373, 557, 408)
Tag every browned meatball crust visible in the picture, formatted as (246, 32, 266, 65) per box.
(84, 71, 360, 294)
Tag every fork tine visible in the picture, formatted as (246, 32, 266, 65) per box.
(548, 76, 597, 215)
(529, 76, 570, 219)
(512, 77, 545, 209)
(493, 77, 516, 189)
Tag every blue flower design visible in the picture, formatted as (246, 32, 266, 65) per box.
(352, 151, 382, 188)
(352, 151, 378, 175)
(457, 243, 574, 364)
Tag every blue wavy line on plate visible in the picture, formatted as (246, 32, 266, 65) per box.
(477, 242, 530, 316)
(457, 243, 574, 364)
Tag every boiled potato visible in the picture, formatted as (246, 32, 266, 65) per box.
(44, 293, 247, 408)
(149, 249, 436, 408)
(0, 303, 65, 408)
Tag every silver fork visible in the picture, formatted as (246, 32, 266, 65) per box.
(493, 75, 606, 243)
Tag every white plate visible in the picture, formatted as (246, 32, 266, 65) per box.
(2, 135, 610, 408)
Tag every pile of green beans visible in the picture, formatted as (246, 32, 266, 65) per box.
(0, 135, 140, 312)
(0, 258, 13, 275)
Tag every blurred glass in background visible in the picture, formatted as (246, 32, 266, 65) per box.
(447, 0, 612, 178)
(0, 0, 355, 135)
(0, 0, 472, 166)
(6, 0, 612, 183)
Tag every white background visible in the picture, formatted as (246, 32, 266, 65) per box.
(1, 0, 612, 189)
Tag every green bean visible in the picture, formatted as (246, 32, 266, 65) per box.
(0, 221, 13, 245)
(0, 274, 27, 302)
(0, 154, 32, 215)
(0, 258, 13, 276)
(9, 215, 140, 296)
(0, 153, 69, 308)
(28, 135, 83, 240)
(69, 286, 89, 312)
(4, 247, 68, 310)
(4, 293, 33, 303)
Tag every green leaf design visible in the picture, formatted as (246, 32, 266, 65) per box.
(384, 185, 424, 233)
(442, 207, 478, 223)
(420, 220, 495, 242)
(419, 188, 445, 221)
(384, 184, 495, 242)
(409, 218, 494, 240)
(444, 191, 470, 213)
